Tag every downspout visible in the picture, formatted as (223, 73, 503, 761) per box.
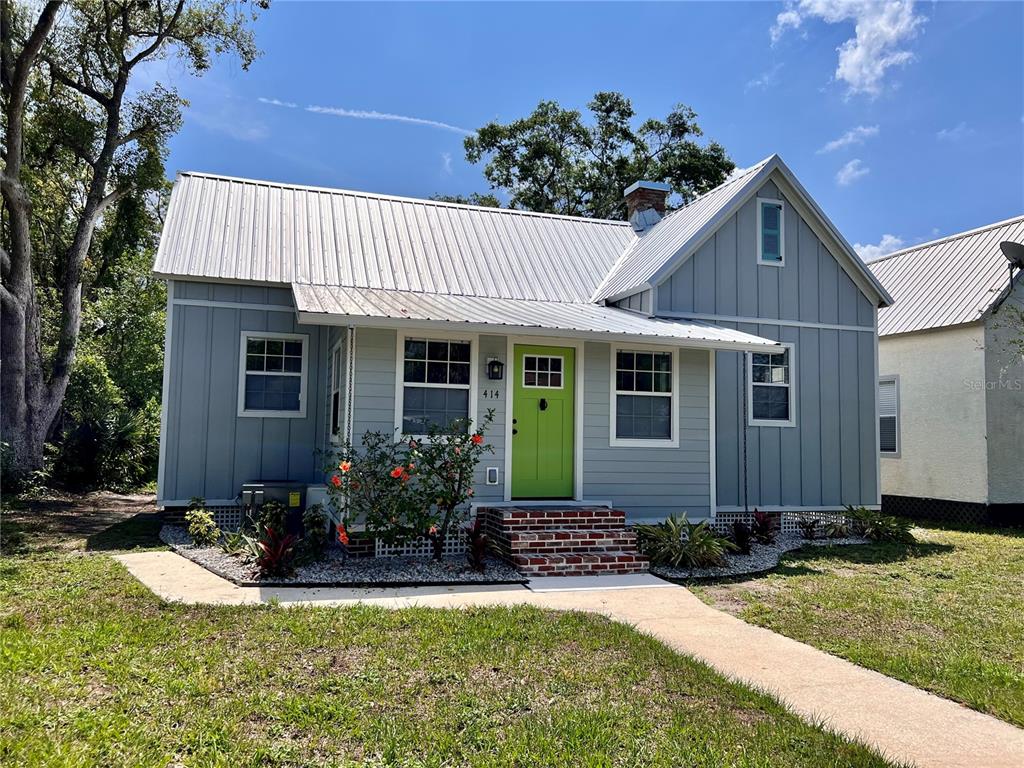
(741, 352, 750, 514)
(343, 325, 356, 446)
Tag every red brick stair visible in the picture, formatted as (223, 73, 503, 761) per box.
(477, 506, 648, 577)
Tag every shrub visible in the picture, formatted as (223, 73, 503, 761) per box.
(797, 516, 819, 540)
(751, 508, 776, 544)
(185, 498, 220, 547)
(730, 521, 753, 555)
(636, 514, 737, 569)
(465, 517, 488, 572)
(824, 519, 852, 539)
(301, 504, 329, 559)
(325, 430, 425, 545)
(412, 411, 495, 560)
(243, 524, 297, 576)
(847, 506, 915, 543)
(257, 500, 289, 534)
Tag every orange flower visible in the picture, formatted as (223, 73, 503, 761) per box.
(471, 434, 483, 445)
(336, 524, 349, 546)
(466, 488, 474, 497)
(339, 460, 351, 473)
(428, 525, 438, 536)
(390, 466, 404, 479)
(331, 475, 341, 487)
(400, 470, 410, 483)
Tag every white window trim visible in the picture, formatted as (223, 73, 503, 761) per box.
(879, 374, 901, 458)
(747, 342, 797, 428)
(237, 331, 309, 419)
(756, 197, 786, 267)
(328, 339, 344, 443)
(394, 330, 478, 439)
(522, 354, 566, 389)
(609, 345, 680, 448)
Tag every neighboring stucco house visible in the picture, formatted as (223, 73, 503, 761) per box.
(153, 154, 892, 525)
(868, 216, 1024, 524)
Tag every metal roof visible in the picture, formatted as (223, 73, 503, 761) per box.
(590, 155, 893, 308)
(868, 215, 1024, 336)
(153, 171, 635, 303)
(591, 157, 774, 301)
(292, 284, 779, 351)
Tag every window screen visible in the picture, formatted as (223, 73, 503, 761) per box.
(401, 338, 471, 433)
(760, 201, 783, 263)
(879, 378, 898, 454)
(750, 349, 791, 422)
(243, 337, 304, 413)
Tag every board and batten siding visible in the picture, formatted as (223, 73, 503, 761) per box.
(159, 280, 327, 505)
(653, 178, 879, 510)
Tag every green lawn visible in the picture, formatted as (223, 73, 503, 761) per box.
(696, 525, 1024, 728)
(0, 497, 900, 767)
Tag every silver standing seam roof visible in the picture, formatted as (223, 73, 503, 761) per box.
(155, 168, 876, 349)
(868, 215, 1024, 336)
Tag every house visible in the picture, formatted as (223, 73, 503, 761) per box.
(868, 216, 1024, 525)
(153, 154, 892, 532)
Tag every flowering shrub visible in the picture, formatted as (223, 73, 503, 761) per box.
(325, 430, 427, 545)
(324, 410, 495, 559)
(413, 411, 494, 559)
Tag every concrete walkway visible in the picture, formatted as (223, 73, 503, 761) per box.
(116, 550, 1024, 768)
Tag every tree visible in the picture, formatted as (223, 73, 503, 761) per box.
(463, 92, 734, 220)
(1, 0, 262, 480)
(429, 192, 501, 208)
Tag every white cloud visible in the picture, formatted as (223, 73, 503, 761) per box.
(836, 158, 870, 186)
(771, 1, 926, 95)
(746, 63, 784, 91)
(936, 121, 974, 142)
(441, 152, 453, 176)
(817, 124, 879, 153)
(854, 233, 904, 261)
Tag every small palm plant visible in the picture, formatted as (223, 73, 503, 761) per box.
(636, 514, 737, 569)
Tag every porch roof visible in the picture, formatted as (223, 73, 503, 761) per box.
(291, 283, 779, 351)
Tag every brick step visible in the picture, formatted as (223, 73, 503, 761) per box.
(511, 551, 649, 576)
(479, 506, 626, 531)
(506, 528, 637, 554)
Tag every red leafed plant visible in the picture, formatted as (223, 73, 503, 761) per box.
(465, 517, 488, 573)
(252, 525, 297, 576)
(751, 508, 776, 544)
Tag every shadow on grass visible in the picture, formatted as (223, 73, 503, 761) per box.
(783, 540, 954, 567)
(85, 513, 165, 552)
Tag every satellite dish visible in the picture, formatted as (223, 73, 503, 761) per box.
(999, 241, 1024, 269)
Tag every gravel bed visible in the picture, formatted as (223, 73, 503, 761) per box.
(651, 534, 871, 582)
(159, 525, 526, 587)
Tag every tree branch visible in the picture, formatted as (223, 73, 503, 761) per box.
(42, 53, 111, 107)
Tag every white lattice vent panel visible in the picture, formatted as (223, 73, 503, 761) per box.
(209, 506, 245, 532)
(712, 511, 851, 535)
(375, 531, 467, 558)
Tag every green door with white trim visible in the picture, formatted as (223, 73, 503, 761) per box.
(511, 345, 574, 499)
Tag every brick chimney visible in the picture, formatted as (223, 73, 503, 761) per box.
(623, 180, 670, 233)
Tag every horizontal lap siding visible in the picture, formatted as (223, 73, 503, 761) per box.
(160, 281, 325, 504)
(583, 342, 711, 520)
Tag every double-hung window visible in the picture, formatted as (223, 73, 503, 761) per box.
(400, 337, 473, 435)
(879, 376, 899, 456)
(758, 198, 785, 265)
(748, 345, 795, 426)
(239, 332, 308, 417)
(612, 348, 677, 446)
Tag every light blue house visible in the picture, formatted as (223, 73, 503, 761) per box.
(153, 154, 893, 523)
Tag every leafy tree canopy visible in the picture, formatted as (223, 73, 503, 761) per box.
(429, 192, 501, 208)
(462, 92, 734, 220)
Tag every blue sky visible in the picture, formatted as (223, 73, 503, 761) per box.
(157, 1, 1023, 260)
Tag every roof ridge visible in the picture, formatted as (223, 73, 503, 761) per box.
(868, 214, 1024, 265)
(656, 154, 774, 224)
(176, 170, 633, 227)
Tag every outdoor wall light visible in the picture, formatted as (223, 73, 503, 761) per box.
(486, 358, 505, 381)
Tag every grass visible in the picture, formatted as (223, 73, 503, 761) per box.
(0, 495, 900, 767)
(695, 525, 1024, 728)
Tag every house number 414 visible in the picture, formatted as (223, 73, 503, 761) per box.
(481, 388, 501, 399)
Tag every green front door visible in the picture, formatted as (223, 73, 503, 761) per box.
(511, 345, 575, 499)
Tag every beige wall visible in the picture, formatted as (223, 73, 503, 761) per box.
(984, 279, 1024, 504)
(879, 323, 989, 504)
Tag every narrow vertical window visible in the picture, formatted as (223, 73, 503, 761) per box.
(879, 377, 899, 455)
(329, 343, 343, 442)
(758, 199, 784, 264)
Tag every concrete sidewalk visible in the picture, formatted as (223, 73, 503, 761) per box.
(116, 550, 1024, 768)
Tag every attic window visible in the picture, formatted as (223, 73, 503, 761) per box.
(758, 199, 785, 265)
